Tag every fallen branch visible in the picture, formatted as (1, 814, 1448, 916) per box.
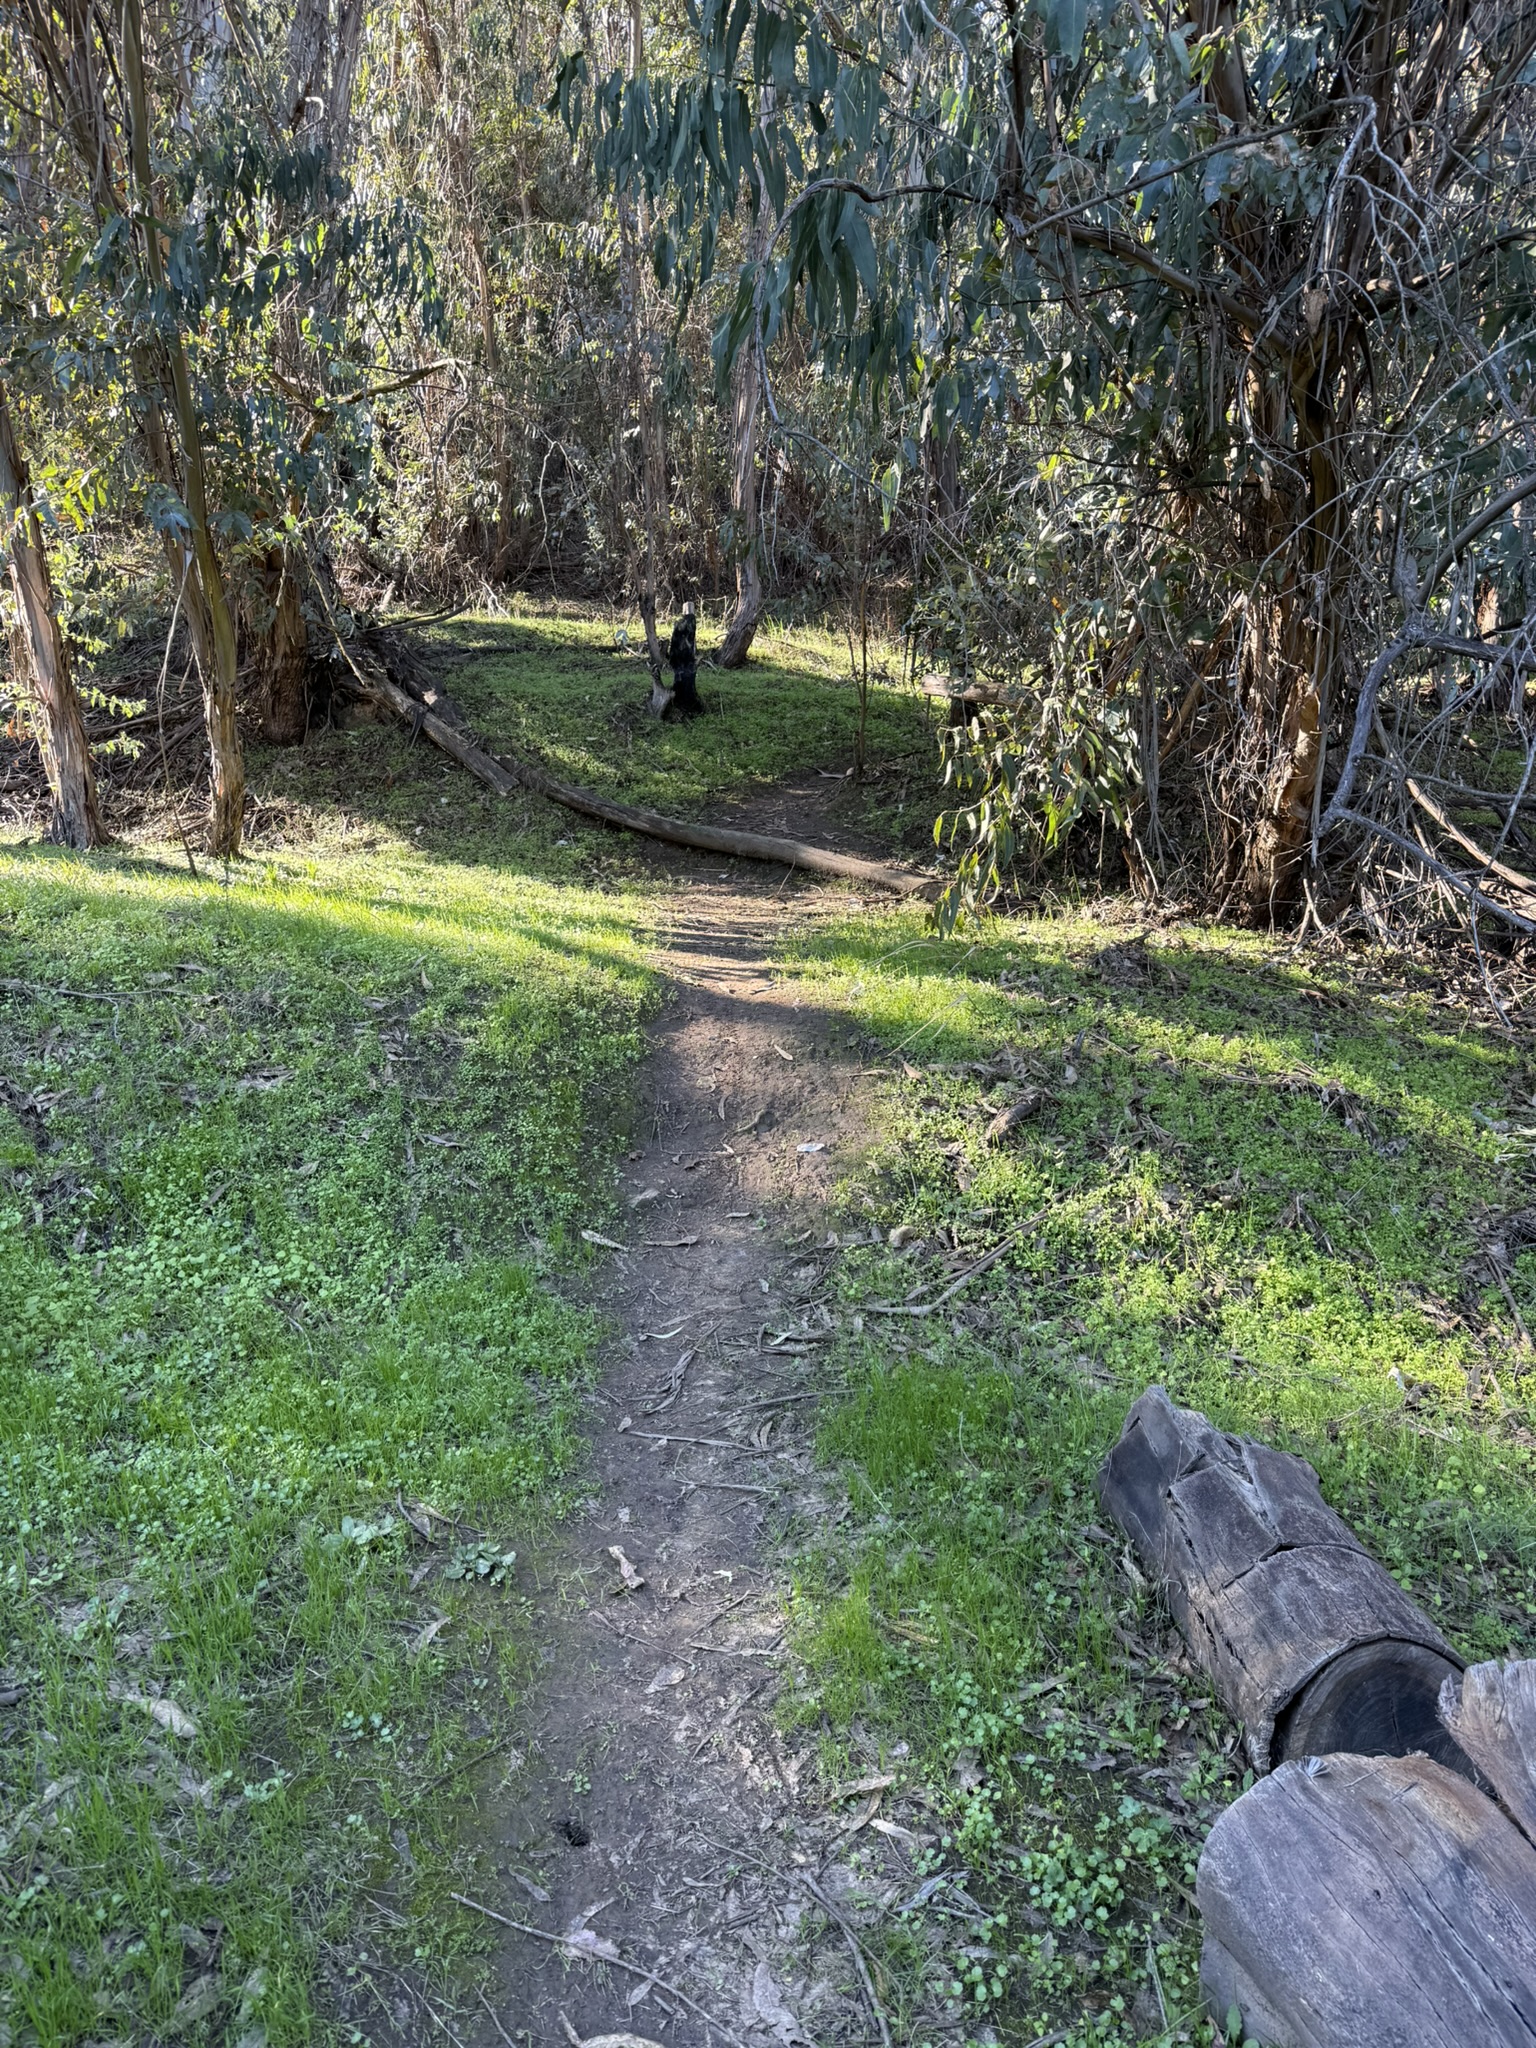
(350, 648, 935, 898)
(1326, 807, 1536, 934)
(1402, 772, 1536, 912)
(863, 1213, 1042, 1316)
(801, 1871, 893, 2048)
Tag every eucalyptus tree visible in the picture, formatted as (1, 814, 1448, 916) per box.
(4, 0, 440, 850)
(565, 0, 1536, 922)
(0, 380, 102, 847)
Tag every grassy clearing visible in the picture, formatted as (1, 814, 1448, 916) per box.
(410, 602, 934, 830)
(0, 802, 654, 2045)
(775, 908, 1536, 2046)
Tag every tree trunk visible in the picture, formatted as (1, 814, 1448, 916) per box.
(20, 0, 244, 847)
(719, 142, 773, 671)
(256, 547, 309, 744)
(718, 332, 764, 669)
(622, 0, 667, 706)
(122, 0, 244, 855)
(1097, 1385, 1469, 1776)
(0, 385, 104, 849)
(410, 0, 512, 576)
(1233, 362, 1345, 923)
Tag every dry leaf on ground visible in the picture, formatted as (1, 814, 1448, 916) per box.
(559, 1925, 621, 1964)
(750, 1962, 810, 2046)
(111, 1685, 197, 1738)
(608, 1545, 646, 1592)
(409, 1615, 449, 1656)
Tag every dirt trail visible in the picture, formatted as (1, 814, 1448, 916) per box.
(464, 843, 898, 2048)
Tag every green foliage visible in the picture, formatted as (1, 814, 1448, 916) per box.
(0, 812, 654, 2045)
(779, 907, 1536, 2041)
(573, 0, 1536, 910)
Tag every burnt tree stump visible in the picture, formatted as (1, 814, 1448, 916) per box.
(1198, 1749, 1536, 2047)
(1097, 1386, 1467, 1773)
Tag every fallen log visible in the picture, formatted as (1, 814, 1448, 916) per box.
(1198, 1748, 1536, 2048)
(347, 645, 935, 899)
(1097, 1386, 1467, 1774)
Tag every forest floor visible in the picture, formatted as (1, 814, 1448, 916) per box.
(5, 606, 1536, 2048)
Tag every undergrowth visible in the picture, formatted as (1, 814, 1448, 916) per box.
(0, 817, 655, 2046)
(777, 907, 1536, 2047)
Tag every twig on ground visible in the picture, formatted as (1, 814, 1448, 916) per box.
(450, 1894, 750, 2048)
(476, 1985, 517, 2047)
(619, 1426, 749, 1453)
(687, 1638, 783, 1657)
(799, 1872, 893, 2048)
(864, 1212, 1043, 1317)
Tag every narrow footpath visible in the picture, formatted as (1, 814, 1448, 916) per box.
(465, 857, 897, 2048)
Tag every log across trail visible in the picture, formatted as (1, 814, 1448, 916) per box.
(348, 644, 936, 900)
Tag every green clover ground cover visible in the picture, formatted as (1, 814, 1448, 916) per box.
(0, 826, 654, 2047)
(777, 910, 1536, 2047)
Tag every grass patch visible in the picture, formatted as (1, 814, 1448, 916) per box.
(0, 807, 655, 2045)
(776, 909, 1536, 2046)
(408, 602, 934, 829)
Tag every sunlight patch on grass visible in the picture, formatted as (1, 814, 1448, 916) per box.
(0, 835, 656, 2046)
(411, 601, 933, 820)
(774, 905, 1536, 2046)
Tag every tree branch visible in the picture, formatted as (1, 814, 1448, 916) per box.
(1423, 470, 1536, 597)
(1327, 808, 1536, 934)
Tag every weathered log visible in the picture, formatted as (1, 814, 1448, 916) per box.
(346, 646, 935, 898)
(1198, 1751, 1536, 2048)
(1097, 1386, 1466, 1773)
(1440, 1660, 1536, 1846)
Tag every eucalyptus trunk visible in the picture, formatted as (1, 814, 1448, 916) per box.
(122, 0, 244, 855)
(0, 385, 104, 849)
(623, 0, 668, 704)
(719, 117, 774, 670)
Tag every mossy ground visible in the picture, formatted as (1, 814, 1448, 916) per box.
(766, 906, 1536, 2045)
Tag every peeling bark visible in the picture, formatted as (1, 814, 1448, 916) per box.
(0, 384, 104, 849)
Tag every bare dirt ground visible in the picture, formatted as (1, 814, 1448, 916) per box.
(458, 813, 921, 2048)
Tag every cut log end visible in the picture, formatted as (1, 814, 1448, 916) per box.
(1097, 1386, 1465, 1775)
(1275, 1638, 1469, 1775)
